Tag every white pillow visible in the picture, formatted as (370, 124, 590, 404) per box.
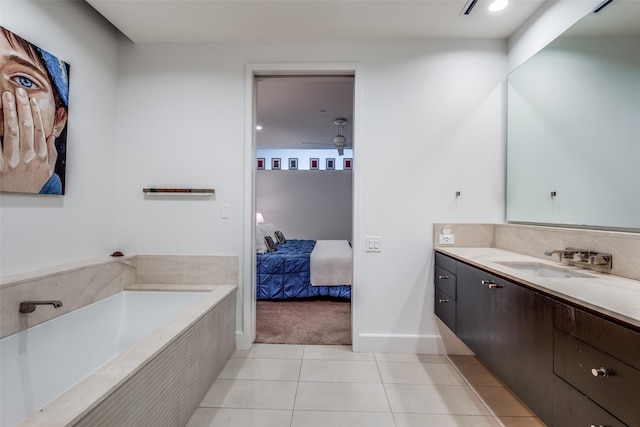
(259, 223, 278, 242)
(255, 226, 268, 254)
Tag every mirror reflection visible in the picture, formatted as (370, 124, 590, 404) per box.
(506, 1, 640, 230)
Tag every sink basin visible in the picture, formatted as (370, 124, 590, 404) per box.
(497, 262, 593, 279)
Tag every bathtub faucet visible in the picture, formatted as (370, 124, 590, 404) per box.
(19, 300, 63, 313)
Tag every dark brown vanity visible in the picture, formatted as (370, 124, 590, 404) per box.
(435, 250, 640, 427)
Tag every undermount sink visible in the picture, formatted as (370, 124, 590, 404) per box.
(497, 262, 593, 279)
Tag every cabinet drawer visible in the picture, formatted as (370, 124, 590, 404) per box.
(553, 375, 627, 427)
(434, 287, 456, 333)
(435, 252, 457, 275)
(554, 302, 640, 369)
(554, 329, 640, 426)
(434, 265, 456, 299)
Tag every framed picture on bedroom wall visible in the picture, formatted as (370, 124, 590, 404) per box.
(257, 158, 265, 170)
(310, 158, 319, 170)
(343, 158, 353, 170)
(288, 158, 298, 170)
(272, 158, 281, 170)
(326, 158, 335, 170)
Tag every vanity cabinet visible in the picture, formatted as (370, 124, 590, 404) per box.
(435, 251, 640, 427)
(553, 302, 640, 427)
(455, 260, 554, 424)
(434, 253, 457, 332)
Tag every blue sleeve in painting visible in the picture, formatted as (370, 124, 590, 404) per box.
(39, 174, 62, 194)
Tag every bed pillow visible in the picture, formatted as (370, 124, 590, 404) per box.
(275, 230, 286, 244)
(264, 236, 277, 252)
(255, 227, 268, 254)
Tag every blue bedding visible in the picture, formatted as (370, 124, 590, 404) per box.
(257, 239, 351, 300)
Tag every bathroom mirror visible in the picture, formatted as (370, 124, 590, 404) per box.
(506, 1, 640, 231)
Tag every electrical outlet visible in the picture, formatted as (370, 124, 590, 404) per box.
(439, 234, 455, 245)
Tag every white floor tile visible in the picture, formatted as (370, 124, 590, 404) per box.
(294, 382, 391, 412)
(453, 362, 504, 387)
(186, 408, 292, 427)
(199, 379, 298, 410)
(495, 416, 547, 426)
(218, 357, 301, 381)
(375, 353, 451, 364)
(234, 343, 304, 359)
(393, 413, 501, 427)
(377, 361, 466, 385)
(303, 345, 374, 360)
(472, 386, 536, 417)
(384, 383, 490, 415)
(299, 360, 381, 383)
(292, 410, 396, 427)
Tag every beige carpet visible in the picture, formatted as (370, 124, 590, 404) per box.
(256, 299, 351, 345)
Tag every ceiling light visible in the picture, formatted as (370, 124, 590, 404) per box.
(256, 125, 263, 130)
(488, 0, 509, 12)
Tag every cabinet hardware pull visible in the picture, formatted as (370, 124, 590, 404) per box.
(481, 280, 503, 289)
(589, 425, 606, 427)
(438, 299, 450, 303)
(591, 367, 610, 377)
(438, 275, 449, 279)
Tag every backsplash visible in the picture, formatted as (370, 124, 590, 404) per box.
(0, 255, 238, 339)
(433, 223, 640, 282)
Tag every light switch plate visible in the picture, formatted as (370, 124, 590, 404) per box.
(366, 236, 382, 252)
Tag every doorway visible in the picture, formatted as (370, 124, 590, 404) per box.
(243, 65, 360, 350)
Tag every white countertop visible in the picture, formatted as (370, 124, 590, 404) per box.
(435, 247, 640, 331)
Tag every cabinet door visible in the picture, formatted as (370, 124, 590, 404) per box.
(456, 262, 492, 362)
(456, 261, 553, 425)
(492, 277, 554, 424)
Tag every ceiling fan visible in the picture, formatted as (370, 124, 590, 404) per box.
(302, 118, 351, 156)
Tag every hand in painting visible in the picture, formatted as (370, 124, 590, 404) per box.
(0, 88, 58, 193)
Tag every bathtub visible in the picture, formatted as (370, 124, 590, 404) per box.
(0, 287, 236, 427)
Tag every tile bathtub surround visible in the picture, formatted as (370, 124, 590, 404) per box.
(186, 344, 545, 427)
(134, 255, 238, 286)
(0, 254, 239, 338)
(0, 257, 136, 338)
(433, 223, 640, 282)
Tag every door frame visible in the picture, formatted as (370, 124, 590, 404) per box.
(240, 62, 363, 351)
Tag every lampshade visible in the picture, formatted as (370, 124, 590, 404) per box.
(256, 213, 265, 224)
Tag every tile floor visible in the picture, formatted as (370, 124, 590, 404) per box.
(186, 344, 546, 427)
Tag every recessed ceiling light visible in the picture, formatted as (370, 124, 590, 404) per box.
(488, 0, 509, 12)
(256, 125, 263, 130)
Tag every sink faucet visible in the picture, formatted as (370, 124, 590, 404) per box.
(544, 247, 612, 270)
(19, 300, 63, 313)
(544, 248, 588, 261)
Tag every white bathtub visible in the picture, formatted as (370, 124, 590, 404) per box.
(0, 291, 209, 427)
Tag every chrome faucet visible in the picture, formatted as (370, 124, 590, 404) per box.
(544, 247, 612, 270)
(544, 248, 588, 261)
(19, 300, 63, 313)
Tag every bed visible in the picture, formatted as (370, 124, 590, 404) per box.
(256, 224, 352, 300)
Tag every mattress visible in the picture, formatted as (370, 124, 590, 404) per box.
(257, 239, 351, 300)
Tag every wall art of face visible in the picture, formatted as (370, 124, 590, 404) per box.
(1, 26, 69, 194)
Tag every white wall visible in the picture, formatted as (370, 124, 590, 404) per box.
(115, 39, 508, 352)
(256, 170, 353, 240)
(0, 0, 121, 277)
(507, 0, 600, 71)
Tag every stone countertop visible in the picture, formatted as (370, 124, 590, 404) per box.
(435, 247, 640, 331)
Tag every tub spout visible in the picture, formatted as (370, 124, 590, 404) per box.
(19, 300, 63, 313)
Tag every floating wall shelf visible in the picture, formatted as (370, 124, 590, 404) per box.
(142, 188, 215, 195)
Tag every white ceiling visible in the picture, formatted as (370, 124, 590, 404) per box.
(86, 0, 548, 151)
(86, 0, 547, 44)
